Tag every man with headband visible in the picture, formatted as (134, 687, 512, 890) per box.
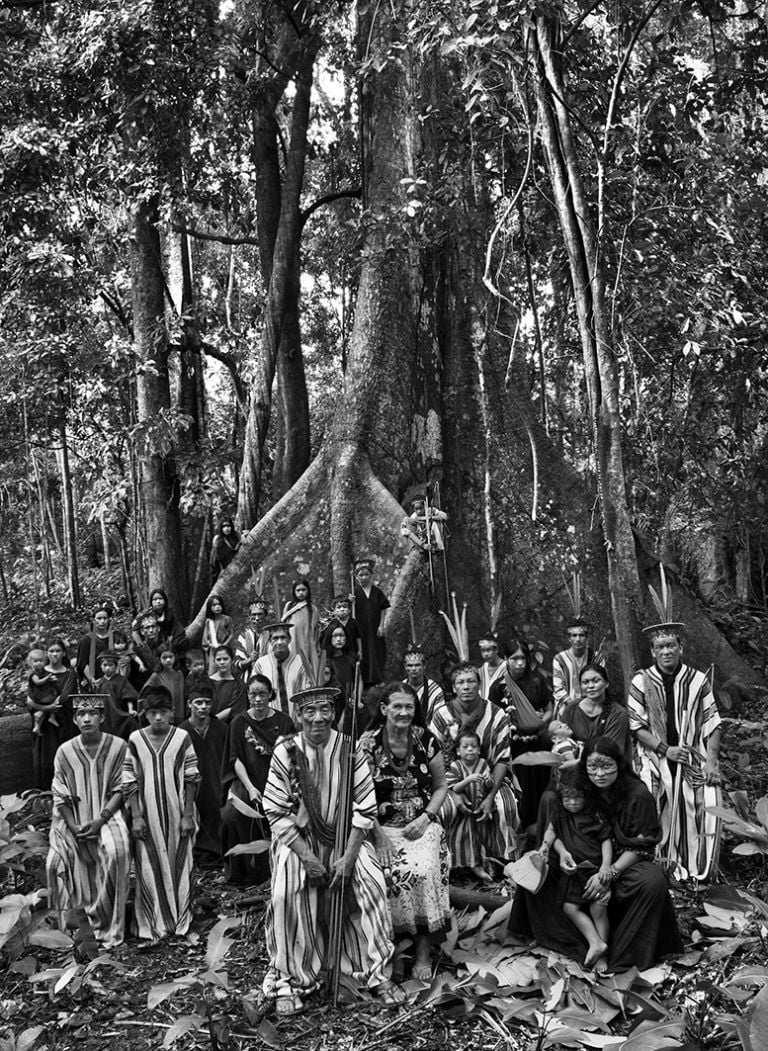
(262, 686, 402, 1016)
(46, 694, 131, 948)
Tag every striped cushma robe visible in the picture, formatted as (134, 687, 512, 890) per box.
(47, 733, 131, 948)
(429, 699, 518, 863)
(478, 661, 505, 701)
(628, 663, 722, 880)
(404, 678, 445, 725)
(262, 730, 394, 998)
(122, 727, 200, 940)
(552, 647, 595, 718)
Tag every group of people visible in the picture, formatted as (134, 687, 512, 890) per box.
(25, 559, 725, 1013)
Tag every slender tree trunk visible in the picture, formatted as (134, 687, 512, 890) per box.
(237, 37, 318, 528)
(131, 196, 187, 616)
(529, 14, 644, 686)
(57, 420, 80, 607)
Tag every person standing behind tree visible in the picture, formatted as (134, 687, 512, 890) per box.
(47, 694, 131, 949)
(122, 686, 200, 943)
(354, 559, 390, 687)
(628, 598, 722, 881)
(210, 517, 241, 584)
(552, 617, 596, 719)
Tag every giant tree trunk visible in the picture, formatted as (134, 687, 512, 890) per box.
(529, 15, 644, 686)
(131, 197, 187, 615)
(186, 0, 763, 700)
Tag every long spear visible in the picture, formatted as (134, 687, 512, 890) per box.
(326, 662, 361, 1005)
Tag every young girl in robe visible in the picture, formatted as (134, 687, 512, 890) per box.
(445, 730, 493, 881)
(202, 595, 233, 675)
(282, 579, 319, 662)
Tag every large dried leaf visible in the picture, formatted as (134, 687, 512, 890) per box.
(618, 1018, 685, 1049)
(225, 840, 270, 856)
(749, 983, 768, 1050)
(162, 1013, 205, 1048)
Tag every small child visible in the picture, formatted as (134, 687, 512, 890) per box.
(202, 595, 233, 676)
(549, 720, 581, 762)
(446, 730, 494, 882)
(540, 770, 613, 971)
(319, 596, 362, 663)
(95, 650, 139, 739)
(26, 649, 60, 735)
(145, 648, 186, 724)
(185, 649, 214, 701)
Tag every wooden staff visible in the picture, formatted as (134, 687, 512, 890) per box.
(326, 663, 360, 1005)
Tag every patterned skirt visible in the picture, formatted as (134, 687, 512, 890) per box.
(384, 822, 451, 941)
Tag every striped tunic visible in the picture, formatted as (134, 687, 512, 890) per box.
(479, 662, 506, 701)
(429, 699, 518, 863)
(628, 663, 721, 880)
(552, 647, 595, 718)
(47, 733, 131, 948)
(262, 729, 394, 998)
(404, 677, 445, 724)
(122, 727, 200, 940)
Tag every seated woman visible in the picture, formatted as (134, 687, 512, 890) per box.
(536, 663, 632, 840)
(210, 645, 248, 723)
(220, 675, 294, 883)
(360, 682, 451, 980)
(509, 736, 683, 973)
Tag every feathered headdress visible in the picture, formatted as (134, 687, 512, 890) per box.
(439, 591, 469, 662)
(564, 570, 589, 629)
(643, 563, 685, 637)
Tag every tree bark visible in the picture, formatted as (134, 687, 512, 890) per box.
(529, 14, 644, 686)
(237, 34, 318, 528)
(131, 196, 187, 616)
(56, 420, 80, 608)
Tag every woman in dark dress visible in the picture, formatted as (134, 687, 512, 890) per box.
(75, 607, 114, 684)
(488, 637, 553, 832)
(220, 675, 294, 883)
(353, 559, 390, 686)
(31, 638, 77, 790)
(210, 518, 241, 584)
(562, 664, 632, 763)
(210, 645, 248, 723)
(510, 736, 683, 972)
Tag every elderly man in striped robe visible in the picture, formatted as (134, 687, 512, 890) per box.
(628, 623, 722, 881)
(46, 694, 131, 948)
(262, 686, 402, 1017)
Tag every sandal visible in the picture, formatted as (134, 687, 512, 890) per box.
(412, 962, 432, 981)
(275, 994, 303, 1017)
(375, 980, 406, 1006)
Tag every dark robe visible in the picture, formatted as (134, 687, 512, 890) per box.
(354, 584, 390, 685)
(180, 717, 229, 861)
(490, 669, 553, 830)
(211, 676, 248, 724)
(220, 709, 294, 883)
(510, 778, 683, 971)
(95, 673, 139, 741)
(319, 616, 362, 660)
(32, 667, 77, 791)
(75, 633, 112, 683)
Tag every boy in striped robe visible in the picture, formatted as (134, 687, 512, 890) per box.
(47, 694, 131, 948)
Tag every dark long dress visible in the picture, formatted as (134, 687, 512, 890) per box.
(510, 778, 683, 971)
(354, 584, 390, 685)
(180, 717, 229, 861)
(220, 709, 295, 883)
(32, 667, 77, 790)
(75, 633, 112, 683)
(211, 675, 248, 724)
(489, 669, 553, 830)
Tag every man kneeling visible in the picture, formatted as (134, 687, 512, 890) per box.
(262, 687, 403, 1016)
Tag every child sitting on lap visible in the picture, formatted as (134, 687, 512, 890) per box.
(540, 769, 613, 971)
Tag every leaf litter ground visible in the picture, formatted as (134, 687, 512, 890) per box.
(2, 698, 768, 1050)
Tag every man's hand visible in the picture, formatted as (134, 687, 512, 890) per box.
(375, 828, 395, 868)
(704, 759, 721, 786)
(329, 852, 355, 890)
(666, 746, 690, 763)
(75, 820, 102, 840)
(582, 873, 605, 899)
(132, 816, 147, 841)
(180, 814, 196, 837)
(303, 852, 329, 887)
(477, 791, 496, 823)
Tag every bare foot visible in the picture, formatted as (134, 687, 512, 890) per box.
(471, 865, 493, 883)
(594, 955, 608, 975)
(584, 940, 608, 968)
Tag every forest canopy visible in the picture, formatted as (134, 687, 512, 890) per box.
(2, 0, 767, 690)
